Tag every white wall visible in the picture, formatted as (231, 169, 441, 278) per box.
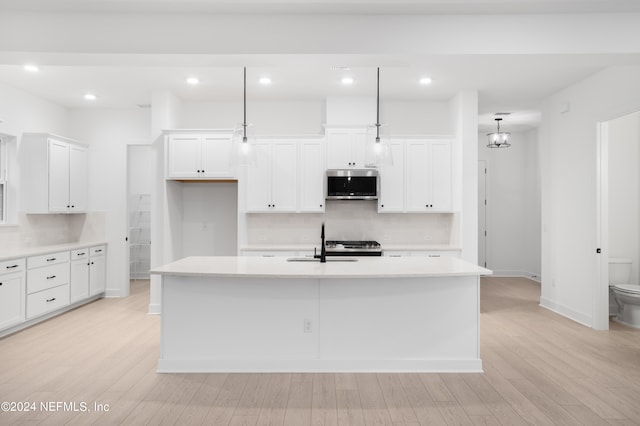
(608, 112, 640, 285)
(540, 66, 640, 328)
(181, 183, 238, 257)
(478, 129, 541, 279)
(450, 91, 478, 264)
(0, 81, 84, 250)
(180, 101, 325, 134)
(68, 108, 151, 297)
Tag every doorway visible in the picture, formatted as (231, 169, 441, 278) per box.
(127, 145, 152, 291)
(478, 160, 487, 268)
(596, 111, 640, 330)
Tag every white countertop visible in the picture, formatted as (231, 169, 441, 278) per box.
(150, 256, 492, 279)
(240, 244, 462, 252)
(0, 241, 107, 261)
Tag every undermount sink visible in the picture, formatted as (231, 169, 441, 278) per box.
(286, 257, 358, 262)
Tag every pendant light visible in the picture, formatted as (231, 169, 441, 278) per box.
(235, 66, 255, 164)
(486, 118, 511, 148)
(367, 67, 393, 166)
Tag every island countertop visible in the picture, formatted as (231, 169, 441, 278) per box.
(150, 255, 492, 279)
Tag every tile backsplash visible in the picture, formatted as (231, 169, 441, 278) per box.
(0, 212, 105, 251)
(246, 200, 458, 246)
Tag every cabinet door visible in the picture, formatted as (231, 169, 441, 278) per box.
(405, 141, 430, 212)
(429, 141, 452, 211)
(350, 129, 368, 168)
(48, 139, 70, 212)
(70, 260, 89, 303)
(246, 142, 272, 212)
(378, 140, 404, 212)
(201, 135, 235, 178)
(326, 130, 352, 169)
(0, 274, 25, 330)
(299, 140, 325, 212)
(68, 144, 88, 212)
(167, 135, 201, 178)
(270, 141, 298, 212)
(89, 255, 106, 296)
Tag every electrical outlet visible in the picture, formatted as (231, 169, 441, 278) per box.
(303, 319, 312, 333)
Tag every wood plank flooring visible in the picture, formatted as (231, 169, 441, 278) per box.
(1, 276, 639, 425)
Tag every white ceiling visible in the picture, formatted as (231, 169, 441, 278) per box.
(1, 1, 640, 132)
(2, 0, 640, 14)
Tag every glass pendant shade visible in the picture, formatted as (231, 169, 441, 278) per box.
(235, 66, 257, 166)
(366, 67, 393, 167)
(366, 123, 393, 167)
(486, 118, 511, 148)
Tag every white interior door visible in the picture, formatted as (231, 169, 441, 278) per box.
(478, 160, 487, 268)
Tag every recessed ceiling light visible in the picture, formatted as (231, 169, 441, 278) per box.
(186, 77, 200, 85)
(24, 64, 39, 73)
(419, 77, 433, 85)
(341, 77, 354, 85)
(259, 77, 272, 85)
(84, 93, 97, 101)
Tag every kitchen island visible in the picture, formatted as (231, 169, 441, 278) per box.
(150, 256, 491, 373)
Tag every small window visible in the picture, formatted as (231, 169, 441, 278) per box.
(0, 137, 7, 223)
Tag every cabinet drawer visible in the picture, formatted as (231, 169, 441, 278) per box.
(27, 263, 70, 294)
(27, 251, 70, 269)
(71, 248, 89, 260)
(26, 284, 70, 319)
(0, 258, 26, 275)
(91, 246, 106, 256)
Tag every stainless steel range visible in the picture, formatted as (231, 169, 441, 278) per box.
(325, 240, 382, 256)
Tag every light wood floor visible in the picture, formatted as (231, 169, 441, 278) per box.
(1, 277, 640, 425)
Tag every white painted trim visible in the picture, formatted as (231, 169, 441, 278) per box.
(157, 359, 483, 373)
(104, 289, 122, 298)
(594, 122, 609, 330)
(490, 270, 541, 282)
(539, 297, 592, 327)
(148, 303, 161, 315)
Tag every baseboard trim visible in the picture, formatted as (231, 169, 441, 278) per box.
(157, 358, 483, 373)
(148, 303, 161, 315)
(539, 297, 592, 327)
(490, 270, 541, 282)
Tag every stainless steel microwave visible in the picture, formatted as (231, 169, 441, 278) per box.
(326, 169, 379, 200)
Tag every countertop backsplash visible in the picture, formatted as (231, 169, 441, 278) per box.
(0, 211, 105, 252)
(246, 201, 458, 247)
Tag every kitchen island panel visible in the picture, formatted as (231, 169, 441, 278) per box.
(318, 277, 479, 362)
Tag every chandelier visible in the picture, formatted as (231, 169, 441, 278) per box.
(486, 118, 511, 149)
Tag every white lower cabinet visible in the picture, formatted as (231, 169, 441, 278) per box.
(1, 245, 107, 335)
(26, 284, 70, 319)
(70, 248, 90, 303)
(70, 245, 106, 301)
(0, 258, 26, 330)
(26, 251, 70, 319)
(89, 246, 106, 296)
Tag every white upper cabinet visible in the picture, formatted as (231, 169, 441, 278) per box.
(20, 133, 88, 214)
(326, 128, 368, 169)
(166, 131, 235, 179)
(298, 139, 325, 213)
(246, 139, 298, 213)
(405, 139, 453, 212)
(377, 139, 405, 212)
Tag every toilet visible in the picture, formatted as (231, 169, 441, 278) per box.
(609, 258, 640, 328)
